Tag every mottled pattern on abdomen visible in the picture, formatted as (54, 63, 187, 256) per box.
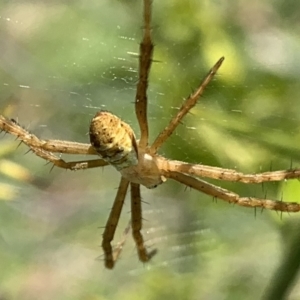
(89, 111, 138, 170)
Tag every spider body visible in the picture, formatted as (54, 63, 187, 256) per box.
(1, 0, 300, 269)
(90, 110, 165, 188)
(89, 111, 138, 169)
(120, 148, 165, 189)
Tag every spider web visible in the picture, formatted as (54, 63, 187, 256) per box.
(1, 0, 300, 299)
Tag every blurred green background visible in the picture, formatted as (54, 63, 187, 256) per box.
(1, 0, 300, 299)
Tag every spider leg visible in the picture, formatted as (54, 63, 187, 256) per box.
(135, 0, 154, 148)
(29, 147, 108, 170)
(0, 115, 97, 155)
(150, 57, 224, 154)
(162, 158, 300, 183)
(131, 182, 157, 263)
(0, 115, 108, 169)
(165, 171, 300, 213)
(111, 219, 132, 263)
(102, 177, 129, 269)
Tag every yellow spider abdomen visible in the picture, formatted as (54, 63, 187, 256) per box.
(89, 111, 138, 170)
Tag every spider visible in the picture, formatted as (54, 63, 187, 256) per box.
(1, 0, 300, 269)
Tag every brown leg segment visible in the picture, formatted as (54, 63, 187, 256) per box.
(150, 57, 224, 154)
(102, 177, 129, 269)
(131, 182, 157, 263)
(166, 171, 300, 212)
(135, 0, 154, 148)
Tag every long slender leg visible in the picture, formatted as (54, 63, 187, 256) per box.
(135, 0, 154, 148)
(150, 57, 224, 154)
(0, 115, 97, 155)
(0, 115, 108, 169)
(30, 147, 108, 170)
(102, 177, 129, 269)
(165, 171, 300, 212)
(112, 219, 131, 263)
(160, 158, 300, 184)
(131, 183, 157, 263)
